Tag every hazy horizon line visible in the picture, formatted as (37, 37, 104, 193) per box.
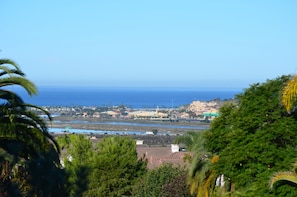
(34, 85, 244, 92)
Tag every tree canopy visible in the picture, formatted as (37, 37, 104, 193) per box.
(58, 134, 93, 197)
(86, 136, 147, 197)
(133, 163, 192, 197)
(58, 135, 147, 197)
(204, 75, 297, 196)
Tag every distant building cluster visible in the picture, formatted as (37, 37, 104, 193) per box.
(35, 100, 225, 121)
(186, 101, 219, 119)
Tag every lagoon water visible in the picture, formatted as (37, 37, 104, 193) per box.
(50, 120, 210, 134)
(55, 120, 208, 129)
(49, 127, 147, 135)
(13, 86, 241, 108)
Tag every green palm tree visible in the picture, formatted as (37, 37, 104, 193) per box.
(0, 58, 63, 196)
(188, 153, 221, 197)
(281, 75, 297, 112)
(269, 162, 297, 189)
(176, 131, 220, 197)
(0, 148, 24, 196)
(175, 131, 204, 152)
(0, 58, 37, 95)
(0, 58, 59, 157)
(272, 75, 297, 190)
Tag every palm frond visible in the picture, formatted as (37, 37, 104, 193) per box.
(269, 171, 297, 189)
(0, 67, 24, 77)
(0, 77, 37, 95)
(0, 59, 21, 70)
(282, 75, 297, 112)
(188, 153, 218, 197)
(23, 104, 52, 121)
(203, 170, 216, 197)
(0, 60, 24, 79)
(0, 90, 25, 106)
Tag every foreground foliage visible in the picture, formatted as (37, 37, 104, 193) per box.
(58, 134, 93, 196)
(86, 136, 147, 196)
(204, 76, 297, 196)
(176, 131, 220, 197)
(0, 58, 65, 196)
(133, 163, 192, 197)
(58, 134, 147, 197)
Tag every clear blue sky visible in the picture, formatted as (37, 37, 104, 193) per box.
(1, 1, 296, 90)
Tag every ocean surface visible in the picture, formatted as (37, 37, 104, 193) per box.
(11, 87, 242, 108)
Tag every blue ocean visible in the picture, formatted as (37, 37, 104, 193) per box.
(12, 86, 242, 108)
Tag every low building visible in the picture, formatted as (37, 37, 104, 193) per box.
(92, 112, 100, 118)
(136, 144, 189, 169)
(129, 109, 169, 120)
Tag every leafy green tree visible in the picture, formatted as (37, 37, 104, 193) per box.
(161, 171, 193, 197)
(58, 135, 147, 197)
(133, 164, 191, 197)
(204, 76, 297, 196)
(85, 136, 147, 197)
(57, 134, 94, 197)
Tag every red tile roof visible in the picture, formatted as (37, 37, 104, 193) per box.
(137, 145, 189, 169)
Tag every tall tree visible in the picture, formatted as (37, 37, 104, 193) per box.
(133, 163, 191, 197)
(204, 76, 297, 196)
(57, 134, 94, 197)
(0, 58, 59, 158)
(0, 58, 63, 196)
(85, 136, 147, 197)
(161, 172, 192, 197)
